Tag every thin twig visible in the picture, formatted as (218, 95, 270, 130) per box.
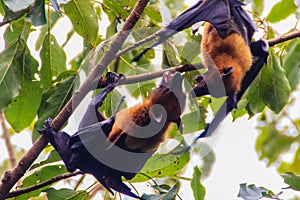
(6, 171, 83, 198)
(114, 29, 300, 60)
(0, 112, 16, 168)
(89, 184, 104, 198)
(268, 30, 300, 47)
(118, 63, 203, 85)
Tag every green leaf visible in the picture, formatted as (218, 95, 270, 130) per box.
(180, 35, 201, 64)
(33, 72, 78, 141)
(142, 182, 180, 200)
(102, 0, 133, 22)
(182, 111, 204, 133)
(267, 0, 297, 23)
(247, 71, 267, 114)
(248, 52, 291, 114)
(278, 145, 300, 174)
(256, 123, 296, 165)
(4, 19, 30, 45)
(129, 142, 190, 182)
(0, 0, 5, 15)
(232, 99, 248, 120)
(262, 52, 291, 113)
(45, 188, 89, 200)
(40, 33, 67, 88)
(31, 150, 62, 170)
(4, 80, 42, 132)
(22, 165, 68, 187)
(252, 0, 264, 16)
(191, 167, 205, 200)
(162, 42, 181, 67)
(0, 20, 35, 111)
(282, 41, 300, 91)
(35, 10, 60, 50)
(281, 172, 300, 191)
(105, 19, 117, 39)
(162, 182, 180, 200)
(63, 0, 98, 45)
(144, 3, 162, 24)
(237, 183, 268, 200)
(0, 41, 21, 111)
(17, 165, 68, 199)
(196, 142, 216, 178)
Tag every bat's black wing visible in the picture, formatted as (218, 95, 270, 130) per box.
(68, 120, 144, 199)
(78, 72, 122, 129)
(195, 39, 269, 139)
(134, 0, 256, 61)
(69, 115, 151, 200)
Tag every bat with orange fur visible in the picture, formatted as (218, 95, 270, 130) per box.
(133, 0, 269, 139)
(39, 72, 185, 199)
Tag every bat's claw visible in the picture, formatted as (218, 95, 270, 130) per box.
(106, 72, 125, 85)
(38, 118, 55, 136)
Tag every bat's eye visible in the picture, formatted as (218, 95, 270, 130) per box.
(222, 67, 234, 76)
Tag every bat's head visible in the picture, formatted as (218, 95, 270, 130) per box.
(150, 71, 186, 123)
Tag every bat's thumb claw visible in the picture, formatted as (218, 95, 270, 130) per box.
(39, 118, 54, 135)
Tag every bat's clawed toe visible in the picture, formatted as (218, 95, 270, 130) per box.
(105, 72, 125, 85)
(38, 118, 55, 136)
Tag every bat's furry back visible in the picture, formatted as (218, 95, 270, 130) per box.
(201, 23, 253, 99)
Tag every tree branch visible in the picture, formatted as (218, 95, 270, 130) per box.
(268, 30, 300, 47)
(6, 171, 83, 198)
(118, 63, 203, 85)
(0, 1, 150, 199)
(0, 112, 16, 168)
(114, 29, 300, 60)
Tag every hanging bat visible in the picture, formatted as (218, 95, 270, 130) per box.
(133, 0, 256, 62)
(132, 0, 269, 139)
(39, 71, 186, 199)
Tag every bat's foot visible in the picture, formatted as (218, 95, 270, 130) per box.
(38, 118, 56, 136)
(106, 72, 125, 85)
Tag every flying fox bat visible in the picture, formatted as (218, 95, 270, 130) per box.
(133, 0, 256, 62)
(133, 0, 269, 140)
(39, 71, 186, 199)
